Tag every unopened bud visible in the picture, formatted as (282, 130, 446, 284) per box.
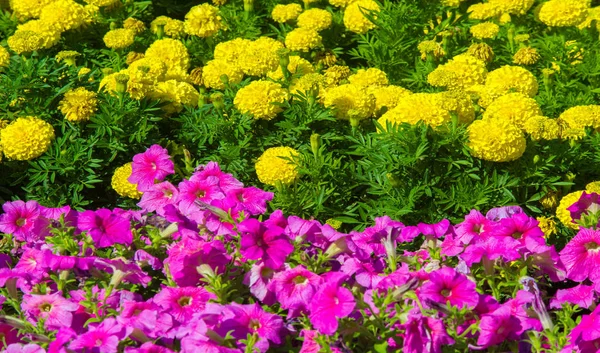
(110, 21, 118, 30)
(156, 23, 165, 39)
(310, 133, 321, 158)
(243, 0, 253, 13)
(115, 73, 129, 93)
(211, 92, 225, 111)
(533, 155, 540, 164)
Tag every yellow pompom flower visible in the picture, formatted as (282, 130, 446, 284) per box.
(7, 30, 44, 54)
(234, 81, 289, 120)
(184, 3, 223, 38)
(558, 105, 600, 131)
(324, 65, 351, 86)
(59, 87, 98, 122)
(239, 37, 284, 76)
(343, 0, 380, 34)
(0, 46, 10, 68)
(370, 85, 412, 115)
(145, 38, 190, 75)
(78, 67, 91, 77)
(467, 3, 502, 20)
(587, 181, 600, 193)
(523, 116, 560, 140)
(39, 0, 86, 32)
(285, 28, 322, 52)
(481, 65, 538, 106)
(212, 0, 227, 5)
(323, 84, 375, 120)
(439, 90, 476, 124)
(483, 93, 542, 129)
(470, 22, 500, 39)
(126, 51, 144, 65)
(329, 0, 356, 7)
(17, 20, 62, 50)
(84, 0, 119, 6)
(0, 117, 54, 160)
(214, 38, 252, 64)
(272, 3, 303, 23)
(466, 42, 494, 64)
(123, 18, 146, 35)
(428, 54, 488, 91)
(556, 191, 584, 229)
(148, 80, 199, 115)
(103, 29, 135, 49)
(297, 9, 333, 31)
(267, 55, 314, 81)
(112, 163, 142, 199)
(418, 40, 446, 60)
(513, 47, 540, 65)
(490, 0, 535, 15)
(538, 0, 588, 27)
(289, 73, 326, 96)
(537, 216, 557, 238)
(255, 147, 300, 186)
(348, 68, 388, 87)
(202, 59, 244, 90)
(150, 16, 185, 38)
(467, 118, 526, 162)
(441, 0, 466, 6)
(8, 0, 56, 20)
(377, 93, 451, 129)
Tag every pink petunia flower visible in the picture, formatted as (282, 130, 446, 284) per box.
(239, 219, 293, 269)
(69, 318, 131, 353)
(0, 200, 49, 242)
(22, 292, 78, 330)
(418, 267, 479, 309)
(128, 145, 175, 192)
(153, 286, 216, 322)
(402, 313, 454, 353)
(454, 210, 491, 245)
(193, 162, 244, 193)
(219, 303, 284, 352)
(77, 209, 133, 248)
(490, 213, 545, 251)
(559, 228, 600, 283)
(459, 235, 521, 266)
(177, 176, 225, 215)
(476, 306, 522, 347)
(269, 265, 322, 315)
(568, 192, 600, 223)
(137, 181, 179, 215)
(549, 284, 595, 309)
(124, 342, 176, 353)
(243, 262, 277, 305)
(569, 305, 600, 344)
(224, 186, 273, 215)
(4, 343, 45, 353)
(308, 274, 356, 335)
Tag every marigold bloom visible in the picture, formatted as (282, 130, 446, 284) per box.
(467, 3, 502, 20)
(39, 0, 86, 32)
(123, 17, 146, 35)
(557, 191, 585, 229)
(323, 84, 375, 120)
(348, 67, 388, 87)
(184, 3, 223, 37)
(480, 65, 538, 106)
(377, 93, 450, 129)
(148, 80, 199, 114)
(111, 163, 142, 199)
(234, 81, 288, 120)
(344, 0, 379, 34)
(214, 38, 251, 64)
(483, 93, 542, 129)
(84, 0, 119, 6)
(0, 46, 10, 68)
(0, 117, 54, 160)
(523, 116, 560, 140)
(418, 40, 445, 60)
(150, 16, 185, 38)
(324, 65, 351, 86)
(538, 0, 588, 27)
(370, 85, 412, 114)
(428, 54, 487, 91)
(59, 87, 98, 122)
(329, 0, 356, 7)
(490, 0, 535, 15)
(439, 90, 475, 124)
(467, 118, 526, 162)
(297, 9, 332, 31)
(17, 20, 61, 50)
(239, 37, 283, 76)
(285, 28, 322, 52)
(470, 22, 500, 39)
(145, 38, 190, 74)
(9, 0, 56, 20)
(271, 3, 303, 23)
(267, 55, 314, 81)
(7, 30, 44, 54)
(558, 105, 600, 132)
(202, 59, 244, 90)
(255, 147, 300, 186)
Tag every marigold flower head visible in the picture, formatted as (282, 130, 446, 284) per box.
(9, 0, 57, 20)
(103, 28, 135, 49)
(78, 67, 91, 76)
(285, 28, 322, 52)
(370, 85, 412, 115)
(538, 0, 588, 27)
(184, 3, 223, 38)
(98, 69, 127, 96)
(467, 3, 502, 20)
(7, 30, 44, 54)
(587, 181, 600, 194)
(0, 46, 10, 68)
(55, 50, 79, 65)
(329, 0, 356, 7)
(272, 3, 303, 23)
(148, 80, 200, 115)
(489, 0, 535, 15)
(481, 65, 538, 106)
(234, 81, 289, 120)
(578, 6, 600, 30)
(145, 38, 190, 73)
(214, 38, 252, 64)
(239, 37, 284, 76)
(267, 55, 314, 81)
(59, 87, 98, 122)
(0, 117, 54, 160)
(513, 46, 540, 65)
(84, 0, 119, 6)
(343, 0, 380, 34)
(323, 84, 375, 120)
(466, 42, 494, 63)
(202, 59, 244, 90)
(428, 54, 487, 91)
(470, 22, 500, 39)
(467, 118, 526, 162)
(324, 65, 351, 86)
(537, 216, 557, 238)
(439, 90, 475, 124)
(125, 51, 145, 65)
(17, 20, 61, 49)
(289, 73, 326, 96)
(378, 93, 451, 129)
(418, 40, 446, 60)
(558, 105, 600, 133)
(123, 18, 146, 35)
(483, 93, 542, 129)
(255, 147, 300, 186)
(523, 116, 560, 140)
(189, 67, 203, 86)
(540, 191, 558, 209)
(314, 50, 338, 67)
(112, 163, 143, 199)
(126, 58, 168, 98)
(557, 191, 584, 229)
(348, 68, 388, 87)
(39, 0, 86, 32)
(150, 16, 185, 38)
(297, 9, 332, 31)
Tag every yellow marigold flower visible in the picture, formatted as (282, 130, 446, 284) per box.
(467, 3, 502, 20)
(330, 0, 356, 7)
(466, 42, 494, 64)
(578, 6, 600, 29)
(99, 69, 127, 95)
(234, 81, 289, 120)
(557, 105, 600, 137)
(255, 147, 300, 186)
(239, 37, 284, 76)
(289, 73, 325, 96)
(267, 55, 314, 81)
(55, 50, 80, 65)
(123, 18, 146, 35)
(541, 191, 558, 209)
(323, 84, 375, 120)
(78, 67, 91, 76)
(39, 0, 86, 32)
(111, 163, 142, 199)
(17, 20, 61, 50)
(202, 59, 244, 90)
(126, 51, 145, 65)
(7, 30, 44, 54)
(214, 38, 252, 64)
(103, 29, 135, 50)
(498, 13, 512, 24)
(82, 4, 100, 26)
(126, 57, 167, 99)
(537, 216, 557, 238)
(378, 93, 451, 129)
(212, 0, 227, 5)
(523, 116, 560, 140)
(84, 0, 119, 6)
(481, 65, 538, 106)
(439, 90, 476, 124)
(285, 28, 322, 52)
(418, 40, 445, 60)
(370, 85, 412, 115)
(59, 87, 98, 122)
(150, 16, 185, 38)
(467, 118, 526, 162)
(9, 0, 57, 20)
(513, 47, 540, 65)
(297, 9, 332, 31)
(538, 0, 588, 27)
(314, 50, 338, 68)
(343, 0, 380, 34)
(586, 181, 600, 193)
(148, 80, 199, 115)
(470, 22, 500, 39)
(0, 117, 54, 160)
(0, 46, 10, 68)
(483, 93, 542, 129)
(556, 191, 584, 229)
(325, 218, 343, 229)
(428, 54, 488, 91)
(348, 68, 388, 87)
(272, 3, 303, 23)
(145, 38, 190, 74)
(490, 0, 535, 15)
(324, 65, 351, 86)
(184, 3, 223, 38)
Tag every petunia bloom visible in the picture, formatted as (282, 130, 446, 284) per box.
(559, 228, 600, 283)
(77, 209, 133, 248)
(239, 219, 293, 269)
(128, 145, 175, 192)
(22, 292, 79, 330)
(418, 267, 479, 309)
(308, 274, 356, 335)
(153, 286, 216, 322)
(0, 200, 49, 242)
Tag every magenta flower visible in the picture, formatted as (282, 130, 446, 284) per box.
(177, 176, 225, 215)
(77, 209, 133, 248)
(569, 305, 600, 344)
(568, 192, 600, 222)
(219, 303, 284, 352)
(559, 228, 600, 283)
(137, 181, 179, 215)
(128, 145, 175, 191)
(0, 200, 49, 242)
(125, 342, 175, 353)
(308, 274, 356, 335)
(269, 265, 321, 314)
(224, 186, 273, 215)
(69, 318, 130, 353)
(0, 324, 23, 348)
(244, 262, 276, 305)
(239, 219, 293, 269)
(485, 206, 523, 221)
(153, 286, 216, 322)
(454, 210, 491, 245)
(476, 306, 521, 347)
(491, 213, 545, 251)
(418, 267, 478, 309)
(22, 292, 78, 330)
(459, 235, 521, 266)
(402, 314, 454, 353)
(340, 257, 385, 289)
(4, 343, 45, 353)
(193, 161, 244, 193)
(417, 219, 451, 238)
(549, 284, 595, 309)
